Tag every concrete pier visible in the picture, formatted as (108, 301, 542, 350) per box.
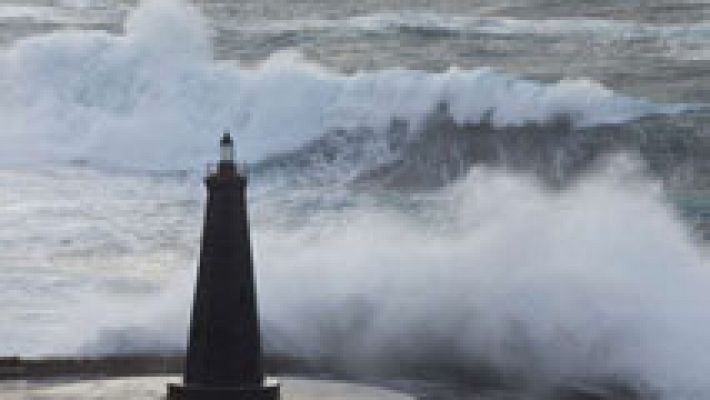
(0, 376, 414, 400)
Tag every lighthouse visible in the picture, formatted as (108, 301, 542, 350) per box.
(168, 132, 279, 400)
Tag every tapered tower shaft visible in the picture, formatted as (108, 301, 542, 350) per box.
(168, 132, 278, 400)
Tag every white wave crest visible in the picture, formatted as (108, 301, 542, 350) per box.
(0, 0, 688, 170)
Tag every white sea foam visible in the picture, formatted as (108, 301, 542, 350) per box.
(61, 156, 710, 399)
(255, 158, 710, 396)
(0, 0, 688, 170)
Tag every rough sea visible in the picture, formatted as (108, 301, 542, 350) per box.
(1, 0, 709, 398)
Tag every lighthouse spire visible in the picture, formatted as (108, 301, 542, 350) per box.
(220, 130, 234, 164)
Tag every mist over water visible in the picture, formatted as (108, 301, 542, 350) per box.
(0, 0, 708, 399)
(71, 156, 710, 399)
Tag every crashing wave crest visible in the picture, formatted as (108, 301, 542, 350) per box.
(0, 0, 689, 170)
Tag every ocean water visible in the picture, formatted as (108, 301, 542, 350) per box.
(0, 0, 709, 398)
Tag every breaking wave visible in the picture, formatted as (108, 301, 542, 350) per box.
(75, 156, 710, 399)
(0, 0, 689, 171)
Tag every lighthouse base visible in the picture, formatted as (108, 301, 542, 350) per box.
(167, 382, 280, 400)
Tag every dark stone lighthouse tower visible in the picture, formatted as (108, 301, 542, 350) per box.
(168, 132, 279, 400)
